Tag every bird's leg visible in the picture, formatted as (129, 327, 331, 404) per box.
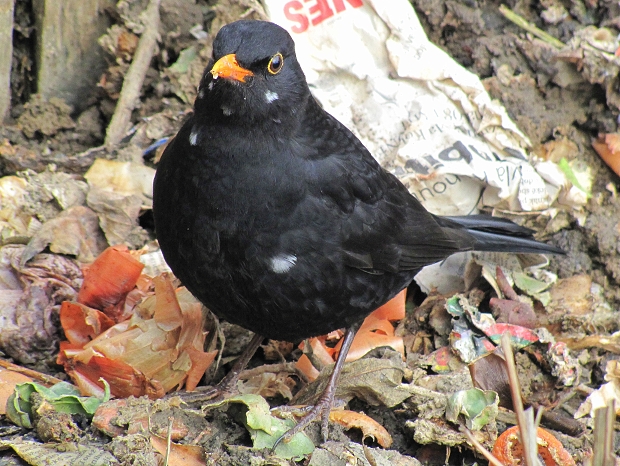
(169, 333, 264, 403)
(273, 321, 362, 448)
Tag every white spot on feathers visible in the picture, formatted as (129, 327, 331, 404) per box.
(264, 90, 279, 103)
(270, 254, 297, 274)
(189, 127, 199, 146)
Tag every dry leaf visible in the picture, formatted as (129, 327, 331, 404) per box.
(329, 409, 392, 447)
(469, 351, 512, 410)
(0, 368, 34, 415)
(293, 350, 409, 408)
(22, 206, 108, 264)
(575, 360, 620, 418)
(150, 434, 205, 466)
(262, 340, 294, 360)
(295, 354, 320, 381)
(238, 372, 296, 400)
(86, 187, 145, 247)
(592, 133, 620, 177)
(0, 440, 116, 465)
(84, 158, 155, 200)
(59, 273, 217, 398)
(0, 245, 82, 366)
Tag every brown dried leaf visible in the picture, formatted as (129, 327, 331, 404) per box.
(262, 340, 294, 360)
(468, 351, 512, 410)
(0, 245, 82, 366)
(238, 372, 296, 400)
(84, 158, 155, 200)
(329, 409, 393, 448)
(22, 206, 107, 264)
(576, 360, 620, 418)
(150, 434, 205, 466)
(593, 133, 620, 177)
(86, 187, 145, 247)
(293, 350, 410, 408)
(60, 274, 216, 398)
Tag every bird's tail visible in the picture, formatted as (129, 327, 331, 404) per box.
(438, 214, 565, 255)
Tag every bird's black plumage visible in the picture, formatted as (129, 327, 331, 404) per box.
(153, 20, 561, 343)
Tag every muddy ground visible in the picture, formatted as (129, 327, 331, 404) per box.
(1, 0, 620, 464)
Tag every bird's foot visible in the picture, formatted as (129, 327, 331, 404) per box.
(272, 322, 362, 450)
(164, 364, 240, 404)
(165, 381, 230, 404)
(272, 388, 335, 450)
(165, 333, 264, 405)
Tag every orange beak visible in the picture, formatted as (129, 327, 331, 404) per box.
(210, 54, 254, 83)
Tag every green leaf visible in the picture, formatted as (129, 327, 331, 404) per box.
(558, 157, 591, 196)
(513, 272, 550, 295)
(5, 380, 110, 428)
(206, 394, 315, 459)
(446, 388, 499, 430)
(513, 272, 552, 306)
(6, 392, 33, 428)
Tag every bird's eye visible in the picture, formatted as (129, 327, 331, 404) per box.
(267, 53, 284, 75)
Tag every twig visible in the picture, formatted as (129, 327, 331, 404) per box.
(592, 401, 615, 466)
(238, 362, 299, 380)
(501, 333, 541, 466)
(0, 358, 63, 386)
(164, 416, 173, 466)
(463, 428, 505, 466)
(104, 0, 161, 148)
(499, 5, 565, 50)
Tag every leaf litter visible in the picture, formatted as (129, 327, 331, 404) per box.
(1, 0, 620, 464)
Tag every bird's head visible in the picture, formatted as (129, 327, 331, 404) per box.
(195, 20, 310, 128)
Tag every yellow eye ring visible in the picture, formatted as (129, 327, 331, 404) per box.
(267, 53, 284, 75)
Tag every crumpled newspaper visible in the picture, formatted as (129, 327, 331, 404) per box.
(263, 0, 575, 292)
(265, 0, 568, 215)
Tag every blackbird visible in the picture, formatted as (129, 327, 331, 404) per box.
(153, 19, 563, 443)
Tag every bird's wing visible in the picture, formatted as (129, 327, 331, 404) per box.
(294, 99, 466, 274)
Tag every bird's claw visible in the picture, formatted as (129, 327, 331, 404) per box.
(166, 334, 265, 405)
(164, 384, 229, 405)
(272, 394, 333, 451)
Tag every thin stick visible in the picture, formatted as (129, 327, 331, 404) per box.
(105, 0, 161, 148)
(501, 333, 540, 466)
(499, 5, 565, 49)
(592, 401, 615, 466)
(164, 416, 173, 466)
(0, 358, 63, 386)
(238, 362, 298, 380)
(463, 428, 504, 466)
